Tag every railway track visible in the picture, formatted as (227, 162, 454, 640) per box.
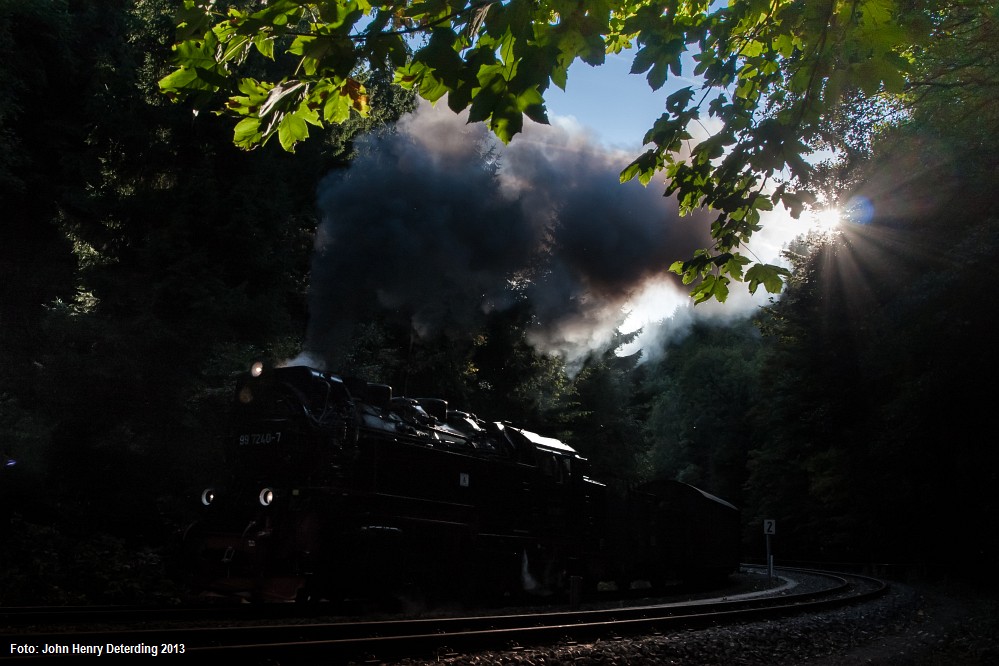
(2, 567, 888, 662)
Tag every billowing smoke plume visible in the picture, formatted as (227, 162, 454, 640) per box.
(304, 102, 717, 369)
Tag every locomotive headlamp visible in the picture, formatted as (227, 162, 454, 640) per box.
(250, 361, 265, 377)
(258, 487, 275, 507)
(200, 488, 216, 507)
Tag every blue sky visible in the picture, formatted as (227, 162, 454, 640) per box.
(544, 49, 697, 150)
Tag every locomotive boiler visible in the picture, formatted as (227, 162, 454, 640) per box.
(182, 363, 739, 603)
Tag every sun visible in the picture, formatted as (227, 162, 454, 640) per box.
(809, 207, 842, 231)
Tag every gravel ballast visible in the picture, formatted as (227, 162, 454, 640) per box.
(386, 580, 999, 665)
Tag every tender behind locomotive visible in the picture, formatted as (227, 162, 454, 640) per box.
(183, 364, 739, 602)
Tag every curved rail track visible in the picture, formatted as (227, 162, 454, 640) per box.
(2, 567, 888, 662)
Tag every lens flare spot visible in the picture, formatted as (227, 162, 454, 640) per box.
(843, 196, 875, 225)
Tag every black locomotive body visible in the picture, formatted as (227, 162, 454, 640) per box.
(184, 365, 739, 602)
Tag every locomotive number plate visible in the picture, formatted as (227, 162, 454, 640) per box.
(238, 432, 283, 446)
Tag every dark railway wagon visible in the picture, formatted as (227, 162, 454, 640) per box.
(182, 364, 739, 602)
(619, 479, 741, 584)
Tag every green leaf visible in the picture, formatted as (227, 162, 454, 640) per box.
(219, 34, 251, 63)
(722, 253, 751, 280)
(253, 33, 274, 59)
(420, 72, 449, 103)
(489, 101, 524, 143)
(741, 39, 764, 58)
(752, 195, 774, 211)
(233, 116, 263, 149)
(158, 66, 201, 93)
(665, 86, 694, 113)
(691, 274, 729, 304)
(773, 33, 796, 57)
(620, 161, 644, 184)
(630, 45, 656, 75)
(647, 60, 669, 91)
(745, 263, 789, 295)
(278, 112, 309, 152)
(516, 87, 548, 124)
(173, 32, 219, 69)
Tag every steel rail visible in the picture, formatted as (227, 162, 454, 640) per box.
(2, 569, 887, 662)
(0, 602, 311, 628)
(0, 566, 837, 627)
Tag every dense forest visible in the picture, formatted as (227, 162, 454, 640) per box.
(1, 0, 997, 604)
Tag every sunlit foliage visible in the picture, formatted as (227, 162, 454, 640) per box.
(159, 0, 944, 300)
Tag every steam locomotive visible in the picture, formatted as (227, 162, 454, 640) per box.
(182, 363, 740, 603)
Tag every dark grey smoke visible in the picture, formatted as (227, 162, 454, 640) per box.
(304, 103, 714, 367)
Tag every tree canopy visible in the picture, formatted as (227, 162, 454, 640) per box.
(5, 0, 999, 606)
(159, 0, 937, 301)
